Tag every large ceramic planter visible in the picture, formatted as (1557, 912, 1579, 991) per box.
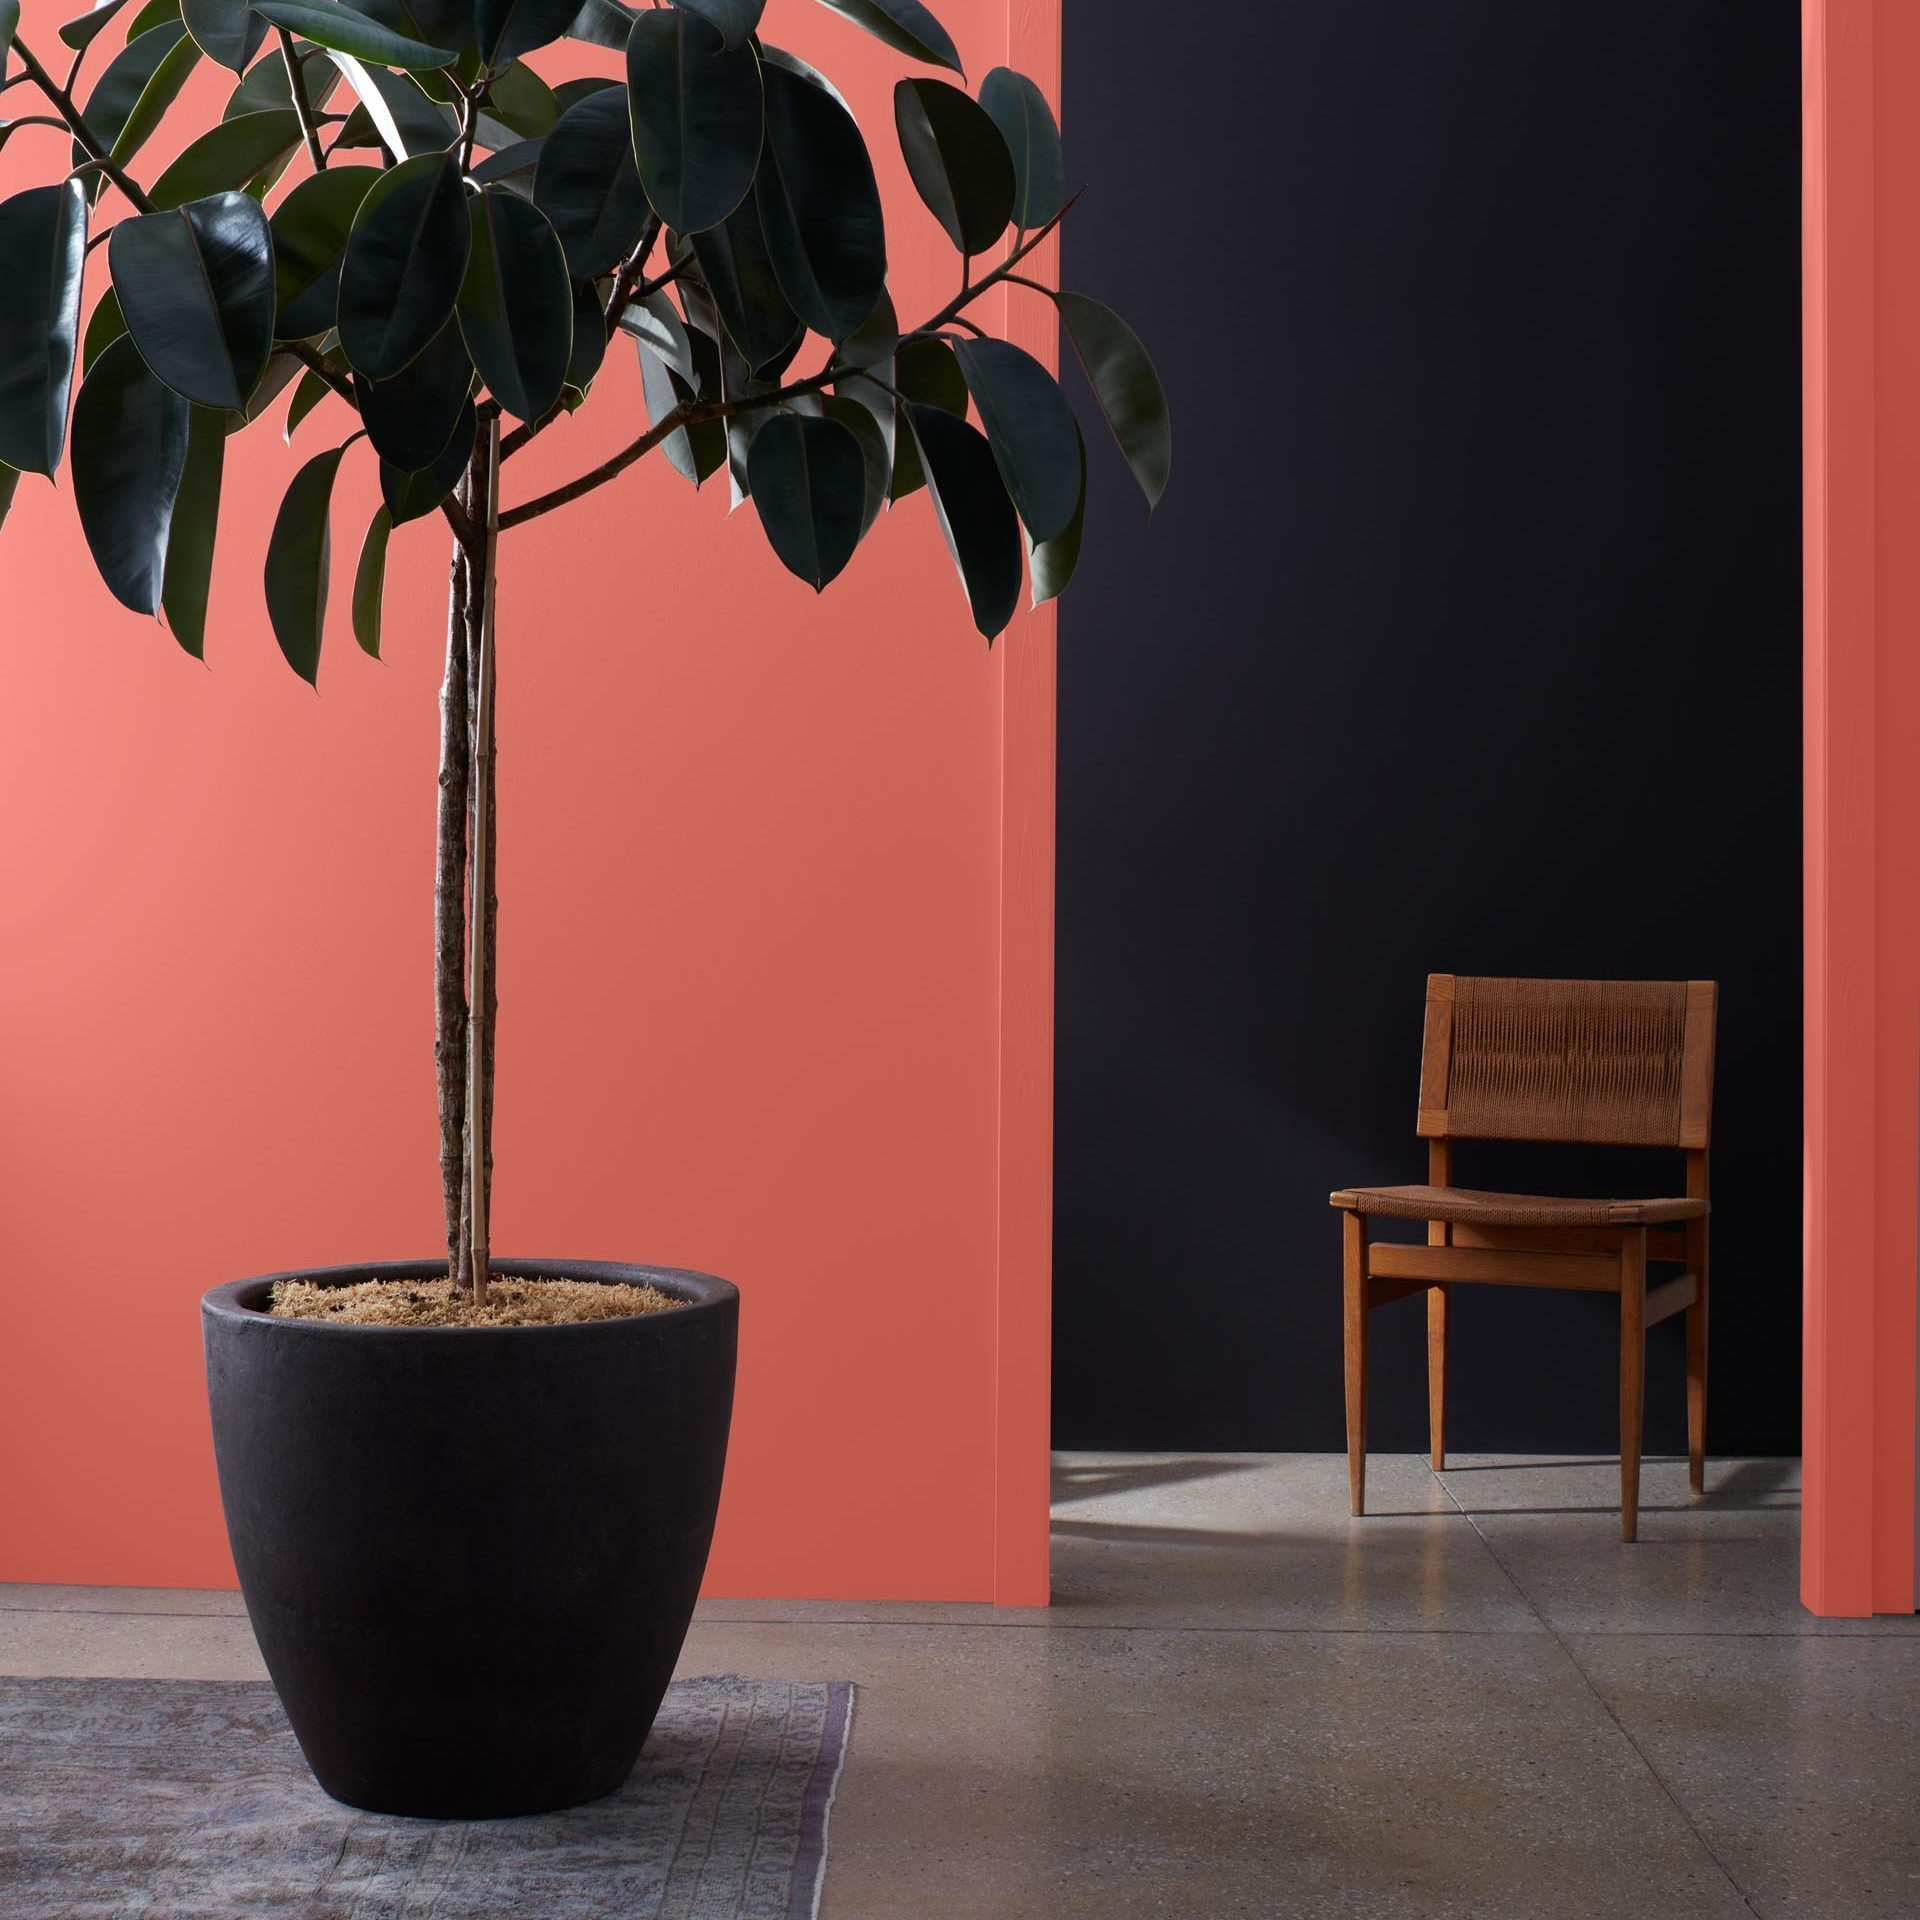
(202, 1258, 738, 1819)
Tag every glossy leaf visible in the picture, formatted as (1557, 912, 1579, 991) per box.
(619, 288, 692, 378)
(533, 84, 649, 278)
(487, 59, 558, 137)
(111, 193, 275, 411)
(0, 0, 18, 68)
(72, 334, 191, 613)
(1027, 416, 1081, 604)
(755, 61, 884, 342)
(894, 333, 966, 413)
(59, 0, 136, 52)
(476, 0, 578, 64)
(473, 134, 544, 183)
(182, 0, 267, 70)
(228, 348, 308, 429)
(224, 40, 338, 118)
(79, 20, 198, 186)
(566, 280, 606, 389)
(251, 0, 457, 66)
(748, 410, 863, 589)
(284, 364, 332, 438)
(636, 343, 722, 485)
(338, 150, 470, 380)
(0, 463, 18, 537)
(756, 41, 850, 114)
(907, 399, 1019, 639)
(1057, 291, 1170, 510)
(818, 391, 887, 536)
(563, 0, 630, 50)
(149, 109, 302, 207)
(351, 504, 389, 656)
(0, 181, 86, 475)
(327, 53, 457, 156)
(979, 66, 1064, 229)
(265, 442, 343, 683)
(673, 0, 759, 48)
(811, 0, 959, 74)
(689, 194, 800, 376)
(353, 315, 470, 466)
(626, 10, 763, 235)
(272, 165, 379, 337)
(160, 404, 224, 656)
(381, 398, 470, 519)
(954, 336, 1077, 541)
(893, 78, 1010, 255)
(83, 287, 127, 376)
(456, 187, 571, 421)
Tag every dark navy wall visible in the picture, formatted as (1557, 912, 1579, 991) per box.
(1052, 4, 1803, 1453)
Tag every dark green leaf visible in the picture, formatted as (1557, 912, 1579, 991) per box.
(533, 84, 649, 277)
(636, 342, 722, 484)
(0, 181, 86, 475)
(554, 74, 618, 110)
(352, 314, 470, 465)
(689, 193, 801, 376)
(619, 287, 691, 378)
(0, 0, 18, 68)
(72, 334, 191, 613)
(893, 78, 1010, 255)
(907, 399, 1019, 638)
(111, 192, 275, 411)
(381, 397, 471, 519)
(284, 364, 332, 437)
(329, 56, 458, 157)
(748, 410, 863, 589)
(755, 41, 850, 113)
(836, 285, 897, 369)
(225, 346, 307, 428)
(953, 336, 1076, 541)
(894, 332, 965, 412)
(473, 134, 544, 182)
(475, 0, 577, 64)
(0, 462, 19, 536)
(265, 441, 344, 683)
(149, 109, 302, 207)
(1027, 416, 1081, 603)
(351, 504, 389, 656)
(567, 280, 606, 388)
(563, 0, 630, 50)
(755, 61, 884, 341)
(456, 186, 571, 421)
(250, 0, 457, 66)
(60, 0, 135, 52)
(160, 404, 224, 656)
(224, 40, 338, 118)
(182, 0, 267, 70)
(811, 0, 959, 73)
(486, 58, 557, 137)
(672, 0, 759, 49)
(83, 288, 127, 375)
(271, 164, 380, 337)
(78, 20, 198, 188)
(625, 10, 763, 235)
(818, 391, 887, 536)
(979, 66, 1063, 229)
(338, 150, 470, 380)
(1057, 290, 1170, 510)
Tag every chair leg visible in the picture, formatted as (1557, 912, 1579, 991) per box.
(1619, 1228, 1646, 1542)
(1686, 1251, 1709, 1496)
(1427, 1282, 1448, 1471)
(1343, 1211, 1368, 1516)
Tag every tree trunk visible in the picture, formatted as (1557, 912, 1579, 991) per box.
(463, 415, 503, 1303)
(435, 486, 473, 1282)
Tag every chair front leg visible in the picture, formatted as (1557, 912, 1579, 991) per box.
(1687, 1222, 1709, 1496)
(1619, 1227, 1647, 1542)
(1343, 1211, 1368, 1516)
(1427, 1283, 1448, 1471)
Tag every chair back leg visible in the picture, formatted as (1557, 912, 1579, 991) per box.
(1427, 1283, 1449, 1471)
(1343, 1211, 1368, 1515)
(1618, 1227, 1647, 1541)
(1686, 1177, 1709, 1496)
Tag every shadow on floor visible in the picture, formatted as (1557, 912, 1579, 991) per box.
(1050, 1456, 1265, 1507)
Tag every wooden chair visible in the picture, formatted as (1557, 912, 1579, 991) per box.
(1330, 974, 1716, 1541)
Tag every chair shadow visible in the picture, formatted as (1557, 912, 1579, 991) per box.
(1050, 1456, 1266, 1507)
(1436, 1454, 1800, 1516)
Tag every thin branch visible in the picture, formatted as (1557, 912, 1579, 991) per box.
(12, 32, 156, 213)
(947, 315, 988, 338)
(498, 405, 696, 528)
(1001, 271, 1058, 299)
(277, 29, 328, 173)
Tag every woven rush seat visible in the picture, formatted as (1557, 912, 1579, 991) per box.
(1329, 1184, 1708, 1228)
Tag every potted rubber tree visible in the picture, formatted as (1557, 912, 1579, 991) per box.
(0, 0, 1167, 1818)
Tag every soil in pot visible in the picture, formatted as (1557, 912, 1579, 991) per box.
(267, 1274, 685, 1327)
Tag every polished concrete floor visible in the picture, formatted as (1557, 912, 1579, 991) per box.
(4, 1453, 1916, 1918)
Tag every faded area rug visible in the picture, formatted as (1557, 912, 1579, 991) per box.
(0, 1674, 853, 1919)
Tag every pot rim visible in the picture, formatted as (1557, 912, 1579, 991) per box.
(202, 1257, 738, 1339)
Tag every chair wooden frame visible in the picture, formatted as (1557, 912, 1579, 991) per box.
(1332, 974, 1717, 1541)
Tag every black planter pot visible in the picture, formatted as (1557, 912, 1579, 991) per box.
(202, 1258, 738, 1819)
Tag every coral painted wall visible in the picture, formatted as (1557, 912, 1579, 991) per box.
(0, 0, 1057, 1602)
